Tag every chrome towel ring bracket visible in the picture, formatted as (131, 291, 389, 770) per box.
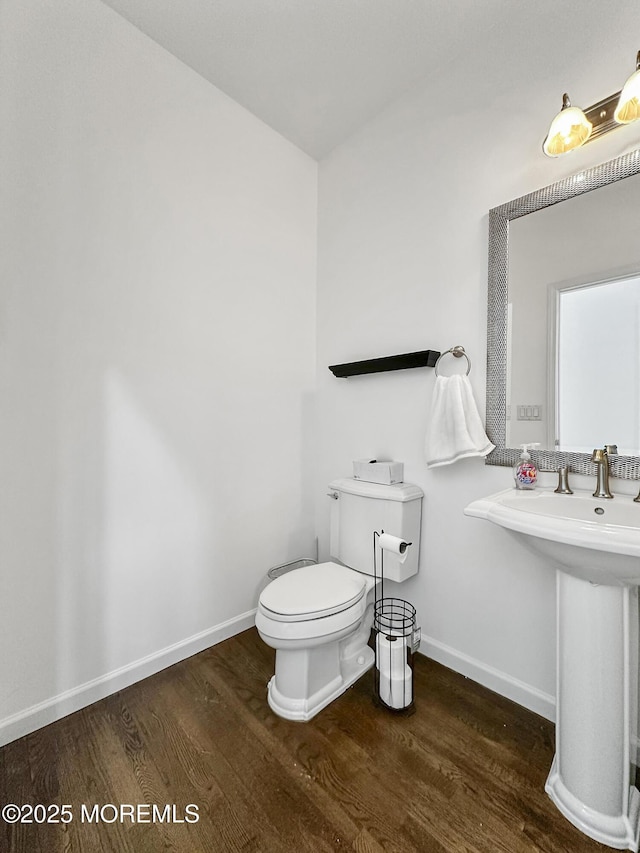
(434, 345, 471, 377)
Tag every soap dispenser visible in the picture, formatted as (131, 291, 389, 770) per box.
(513, 443, 539, 490)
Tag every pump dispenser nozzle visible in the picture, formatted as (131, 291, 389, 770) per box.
(519, 442, 540, 457)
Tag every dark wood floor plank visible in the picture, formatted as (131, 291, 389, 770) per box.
(39, 710, 111, 853)
(1, 628, 610, 853)
(0, 740, 12, 853)
(23, 724, 70, 853)
(65, 704, 145, 853)
(82, 694, 194, 853)
(0, 737, 43, 853)
(126, 673, 282, 852)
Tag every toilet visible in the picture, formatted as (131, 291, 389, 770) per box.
(255, 477, 423, 721)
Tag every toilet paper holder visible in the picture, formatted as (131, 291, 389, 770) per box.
(372, 530, 419, 713)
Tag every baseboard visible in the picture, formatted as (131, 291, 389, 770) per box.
(0, 609, 257, 747)
(419, 634, 556, 722)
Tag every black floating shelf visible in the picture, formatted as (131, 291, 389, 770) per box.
(328, 349, 441, 378)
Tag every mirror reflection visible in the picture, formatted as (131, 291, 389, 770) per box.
(486, 149, 640, 477)
(504, 170, 640, 455)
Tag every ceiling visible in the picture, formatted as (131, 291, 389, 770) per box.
(99, 0, 639, 160)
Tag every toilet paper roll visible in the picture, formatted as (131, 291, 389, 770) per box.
(378, 533, 411, 563)
(378, 665, 412, 709)
(376, 633, 407, 677)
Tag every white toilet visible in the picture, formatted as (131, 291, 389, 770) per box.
(255, 477, 423, 721)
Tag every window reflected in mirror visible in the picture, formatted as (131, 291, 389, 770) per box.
(554, 276, 640, 455)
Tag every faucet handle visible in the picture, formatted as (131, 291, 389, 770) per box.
(592, 446, 618, 459)
(554, 466, 573, 495)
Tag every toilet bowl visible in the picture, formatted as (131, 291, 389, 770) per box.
(256, 562, 377, 721)
(256, 477, 423, 720)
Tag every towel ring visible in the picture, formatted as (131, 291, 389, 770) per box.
(434, 345, 471, 377)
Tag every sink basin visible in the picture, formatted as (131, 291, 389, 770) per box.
(464, 487, 640, 585)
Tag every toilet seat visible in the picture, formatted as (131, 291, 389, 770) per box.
(259, 562, 366, 622)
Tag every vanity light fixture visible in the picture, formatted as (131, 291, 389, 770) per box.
(543, 50, 640, 157)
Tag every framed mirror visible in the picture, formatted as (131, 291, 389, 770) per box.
(485, 147, 640, 478)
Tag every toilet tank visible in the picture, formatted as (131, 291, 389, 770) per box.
(328, 478, 423, 583)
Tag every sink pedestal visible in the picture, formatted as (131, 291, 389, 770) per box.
(545, 571, 640, 851)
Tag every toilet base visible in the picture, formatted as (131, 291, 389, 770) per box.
(267, 644, 374, 722)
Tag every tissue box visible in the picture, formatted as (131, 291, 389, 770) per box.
(352, 459, 404, 485)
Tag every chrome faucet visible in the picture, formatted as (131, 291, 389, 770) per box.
(591, 445, 617, 499)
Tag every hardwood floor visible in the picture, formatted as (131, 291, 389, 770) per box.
(0, 629, 610, 852)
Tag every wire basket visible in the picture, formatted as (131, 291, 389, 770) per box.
(373, 598, 418, 712)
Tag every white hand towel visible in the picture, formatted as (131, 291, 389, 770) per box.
(425, 373, 495, 468)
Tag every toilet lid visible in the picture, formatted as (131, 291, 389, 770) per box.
(260, 562, 366, 621)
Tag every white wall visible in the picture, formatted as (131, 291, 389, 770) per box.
(0, 0, 317, 743)
(315, 17, 640, 719)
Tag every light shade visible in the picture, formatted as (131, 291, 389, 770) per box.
(543, 93, 592, 157)
(614, 52, 640, 124)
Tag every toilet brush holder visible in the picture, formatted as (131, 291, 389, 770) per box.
(373, 598, 418, 713)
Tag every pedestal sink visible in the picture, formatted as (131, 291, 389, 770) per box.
(465, 487, 640, 851)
